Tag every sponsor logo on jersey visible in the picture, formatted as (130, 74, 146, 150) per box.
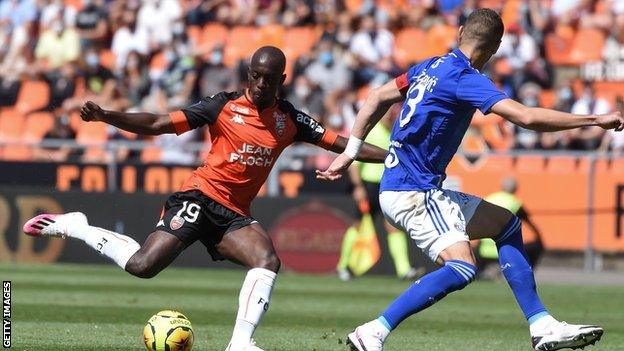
(170, 215, 185, 230)
(156, 219, 165, 227)
(296, 113, 325, 134)
(229, 143, 275, 167)
(229, 114, 245, 125)
(273, 111, 287, 136)
(230, 104, 250, 115)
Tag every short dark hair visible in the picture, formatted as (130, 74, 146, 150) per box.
(461, 8, 504, 46)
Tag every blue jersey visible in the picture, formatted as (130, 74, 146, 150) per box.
(380, 48, 507, 192)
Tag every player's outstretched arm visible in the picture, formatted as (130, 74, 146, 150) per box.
(80, 101, 176, 135)
(491, 98, 624, 132)
(316, 80, 403, 181)
(322, 135, 388, 163)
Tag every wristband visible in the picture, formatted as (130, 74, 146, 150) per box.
(344, 135, 363, 159)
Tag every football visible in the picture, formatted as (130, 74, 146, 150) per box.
(143, 310, 194, 351)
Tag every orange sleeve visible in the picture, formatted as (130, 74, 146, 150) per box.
(319, 129, 338, 147)
(395, 73, 409, 95)
(169, 110, 191, 135)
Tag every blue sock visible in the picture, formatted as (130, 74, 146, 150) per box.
(380, 260, 476, 330)
(496, 217, 548, 323)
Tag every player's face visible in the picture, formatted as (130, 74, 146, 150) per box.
(247, 64, 286, 107)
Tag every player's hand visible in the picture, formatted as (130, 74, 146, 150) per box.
(80, 101, 105, 122)
(315, 153, 354, 181)
(596, 111, 624, 131)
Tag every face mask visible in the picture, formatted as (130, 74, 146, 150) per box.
(52, 22, 63, 34)
(558, 87, 573, 100)
(86, 53, 99, 67)
(319, 51, 333, 66)
(164, 50, 176, 63)
(172, 22, 184, 35)
(295, 84, 310, 98)
(328, 114, 343, 129)
(210, 51, 223, 65)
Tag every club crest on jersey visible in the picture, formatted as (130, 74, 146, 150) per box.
(170, 215, 185, 230)
(273, 111, 287, 136)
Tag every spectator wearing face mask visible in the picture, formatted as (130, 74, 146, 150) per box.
(62, 47, 116, 112)
(118, 51, 151, 110)
(198, 45, 236, 98)
(349, 15, 394, 87)
(35, 18, 80, 70)
(153, 39, 197, 109)
(513, 82, 541, 149)
(287, 75, 325, 119)
(304, 39, 352, 95)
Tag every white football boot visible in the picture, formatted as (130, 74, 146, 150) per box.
(532, 321, 603, 350)
(225, 339, 265, 351)
(347, 321, 385, 351)
(23, 212, 88, 239)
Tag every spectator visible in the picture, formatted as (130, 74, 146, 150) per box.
(0, 0, 37, 76)
(34, 115, 77, 162)
(197, 45, 236, 98)
(287, 75, 325, 119)
(349, 15, 394, 86)
(0, 74, 20, 107)
(42, 62, 77, 112)
(137, 0, 182, 48)
(152, 39, 197, 109)
(305, 39, 352, 95)
(39, 0, 77, 30)
(569, 81, 610, 150)
(63, 47, 116, 112)
(35, 18, 80, 70)
(513, 82, 541, 149)
(599, 96, 624, 156)
(111, 9, 149, 71)
(496, 22, 539, 90)
(75, 0, 108, 49)
(118, 51, 151, 110)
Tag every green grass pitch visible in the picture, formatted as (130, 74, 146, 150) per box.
(2, 263, 622, 351)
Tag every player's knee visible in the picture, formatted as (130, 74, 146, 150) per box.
(256, 252, 281, 273)
(494, 216, 522, 244)
(445, 260, 477, 290)
(126, 256, 159, 279)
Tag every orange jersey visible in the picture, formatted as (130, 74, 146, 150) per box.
(169, 91, 337, 216)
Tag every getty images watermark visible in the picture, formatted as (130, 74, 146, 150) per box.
(3, 281, 10, 348)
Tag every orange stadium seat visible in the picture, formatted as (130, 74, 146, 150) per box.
(225, 26, 259, 67)
(23, 112, 54, 141)
(501, 0, 521, 27)
(545, 33, 573, 65)
(100, 49, 116, 70)
(76, 121, 108, 162)
(187, 25, 202, 48)
(568, 28, 605, 64)
(394, 28, 426, 68)
(425, 24, 456, 57)
(258, 23, 286, 48)
(539, 89, 556, 109)
(150, 52, 167, 72)
(16, 80, 49, 113)
(198, 23, 229, 56)
(0, 109, 28, 161)
(64, 0, 83, 11)
(284, 27, 316, 59)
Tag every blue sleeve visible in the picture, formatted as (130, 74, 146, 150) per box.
(456, 71, 507, 113)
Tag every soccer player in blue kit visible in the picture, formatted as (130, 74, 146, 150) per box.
(317, 8, 624, 351)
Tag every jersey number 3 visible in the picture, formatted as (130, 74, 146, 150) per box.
(399, 82, 426, 128)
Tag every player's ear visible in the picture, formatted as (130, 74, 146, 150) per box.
(458, 25, 464, 42)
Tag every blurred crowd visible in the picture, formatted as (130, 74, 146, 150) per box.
(0, 0, 623, 165)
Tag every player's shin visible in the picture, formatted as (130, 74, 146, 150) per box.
(229, 268, 277, 349)
(74, 225, 141, 269)
(377, 260, 476, 336)
(495, 217, 550, 326)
